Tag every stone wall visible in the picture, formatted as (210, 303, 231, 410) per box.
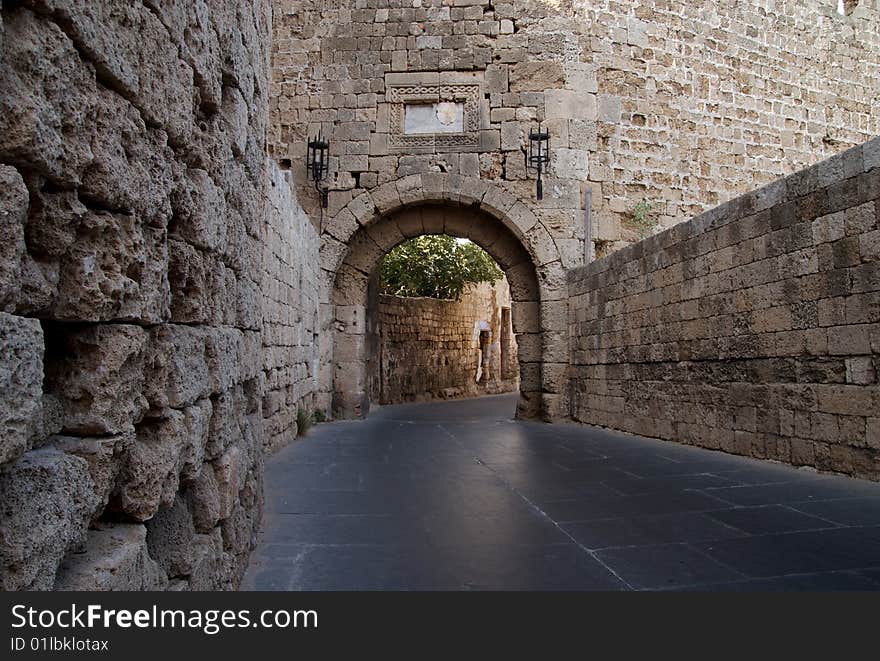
(262, 164, 322, 452)
(377, 279, 518, 403)
(0, 0, 274, 590)
(270, 0, 879, 258)
(568, 138, 880, 480)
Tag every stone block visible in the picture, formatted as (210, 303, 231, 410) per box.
(54, 211, 170, 323)
(46, 323, 148, 435)
(0, 313, 44, 466)
(206, 387, 245, 460)
(185, 463, 222, 532)
(0, 166, 28, 311)
(525, 223, 560, 266)
(54, 433, 132, 519)
(552, 148, 589, 180)
(214, 445, 245, 520)
(846, 357, 876, 385)
(544, 90, 596, 121)
(0, 10, 97, 185)
(146, 495, 196, 578)
(171, 168, 228, 252)
(371, 182, 402, 215)
(863, 137, 880, 172)
(55, 523, 168, 591)
(500, 121, 522, 152)
(117, 410, 188, 521)
(509, 61, 565, 92)
(0, 447, 99, 590)
(188, 528, 226, 591)
(145, 325, 210, 409)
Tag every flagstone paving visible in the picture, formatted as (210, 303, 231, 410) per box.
(243, 394, 880, 591)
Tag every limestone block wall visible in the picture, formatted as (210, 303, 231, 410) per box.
(262, 164, 322, 451)
(583, 1, 880, 251)
(270, 0, 879, 259)
(377, 280, 518, 403)
(0, 0, 273, 590)
(569, 138, 880, 480)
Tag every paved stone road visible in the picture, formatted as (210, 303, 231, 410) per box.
(243, 394, 880, 591)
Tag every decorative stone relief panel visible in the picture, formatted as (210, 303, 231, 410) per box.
(387, 72, 483, 153)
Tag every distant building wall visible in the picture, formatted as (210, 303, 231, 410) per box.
(377, 279, 519, 404)
(270, 0, 880, 257)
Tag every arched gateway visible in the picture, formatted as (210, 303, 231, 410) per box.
(316, 174, 572, 422)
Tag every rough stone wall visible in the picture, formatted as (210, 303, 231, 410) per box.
(377, 279, 518, 403)
(270, 0, 879, 258)
(569, 138, 880, 480)
(0, 0, 273, 590)
(262, 163, 321, 452)
(584, 0, 880, 251)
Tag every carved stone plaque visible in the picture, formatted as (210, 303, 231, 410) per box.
(386, 73, 482, 153)
(404, 102, 465, 134)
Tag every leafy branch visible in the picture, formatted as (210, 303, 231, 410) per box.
(379, 235, 503, 300)
(629, 199, 659, 239)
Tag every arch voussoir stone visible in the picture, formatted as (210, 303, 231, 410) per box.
(419, 172, 457, 203)
(365, 216, 406, 253)
(441, 207, 475, 238)
(324, 207, 359, 243)
(371, 182, 402, 216)
(319, 235, 349, 274)
(480, 186, 518, 220)
(458, 177, 491, 206)
(395, 174, 424, 206)
(348, 192, 378, 226)
(506, 201, 540, 237)
(341, 229, 384, 275)
(332, 263, 369, 306)
(526, 223, 562, 267)
(393, 208, 426, 238)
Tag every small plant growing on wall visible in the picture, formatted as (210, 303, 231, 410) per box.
(629, 199, 659, 239)
(296, 408, 313, 437)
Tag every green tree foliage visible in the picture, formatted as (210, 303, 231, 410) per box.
(379, 235, 503, 300)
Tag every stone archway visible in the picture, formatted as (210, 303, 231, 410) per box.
(316, 174, 571, 422)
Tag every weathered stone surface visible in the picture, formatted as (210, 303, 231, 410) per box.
(54, 211, 169, 323)
(509, 61, 565, 92)
(0, 9, 96, 184)
(569, 141, 880, 480)
(185, 463, 221, 533)
(0, 313, 44, 466)
(117, 410, 188, 522)
(214, 445, 245, 520)
(45, 324, 148, 435)
(0, 0, 276, 593)
(0, 166, 28, 311)
(145, 325, 210, 409)
(377, 280, 518, 404)
(54, 433, 132, 519)
(0, 448, 99, 590)
(188, 528, 227, 591)
(171, 167, 228, 252)
(54, 523, 168, 591)
(145, 495, 196, 578)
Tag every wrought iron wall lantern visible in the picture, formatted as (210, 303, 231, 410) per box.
(527, 125, 550, 201)
(307, 131, 331, 208)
